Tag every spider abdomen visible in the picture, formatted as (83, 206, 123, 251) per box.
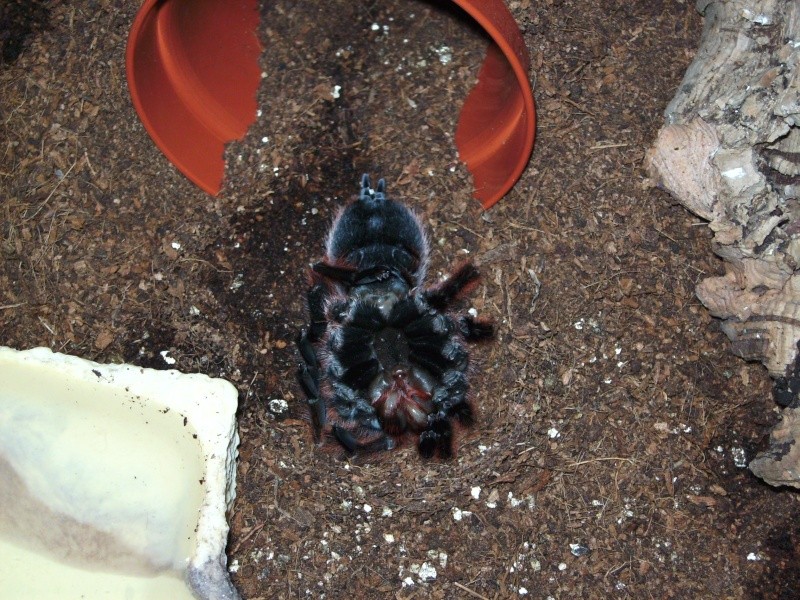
(325, 175, 429, 286)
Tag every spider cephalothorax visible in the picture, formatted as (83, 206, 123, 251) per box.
(297, 174, 493, 458)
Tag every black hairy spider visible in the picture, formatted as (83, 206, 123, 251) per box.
(297, 174, 493, 458)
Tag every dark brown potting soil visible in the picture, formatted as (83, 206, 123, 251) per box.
(1, 0, 797, 598)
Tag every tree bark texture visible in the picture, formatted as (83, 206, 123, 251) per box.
(646, 0, 799, 487)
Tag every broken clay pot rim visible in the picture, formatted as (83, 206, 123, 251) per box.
(125, 0, 535, 208)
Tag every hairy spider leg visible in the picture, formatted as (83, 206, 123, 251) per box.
(417, 392, 463, 458)
(312, 261, 359, 285)
(423, 263, 482, 311)
(323, 376, 395, 455)
(458, 315, 495, 342)
(403, 311, 465, 377)
(417, 369, 474, 459)
(398, 305, 474, 458)
(418, 371, 472, 459)
(296, 282, 330, 440)
(328, 320, 381, 390)
(332, 424, 395, 454)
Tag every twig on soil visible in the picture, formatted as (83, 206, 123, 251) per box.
(580, 269, 641, 291)
(562, 96, 597, 117)
(38, 316, 55, 335)
(527, 266, 542, 309)
(505, 220, 551, 236)
(0, 302, 26, 310)
(654, 227, 679, 244)
(604, 560, 632, 583)
(453, 582, 490, 600)
(503, 272, 513, 332)
(446, 220, 486, 239)
(565, 457, 634, 468)
(590, 142, 629, 150)
(178, 257, 234, 273)
(299, 98, 321, 117)
(83, 151, 96, 176)
(25, 155, 81, 222)
(230, 521, 266, 554)
(243, 371, 259, 407)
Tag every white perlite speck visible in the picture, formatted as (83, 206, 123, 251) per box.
(732, 446, 747, 468)
(452, 507, 472, 521)
(747, 552, 763, 561)
(268, 398, 288, 415)
(417, 562, 437, 582)
(434, 45, 452, 65)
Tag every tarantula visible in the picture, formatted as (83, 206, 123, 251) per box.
(297, 174, 493, 458)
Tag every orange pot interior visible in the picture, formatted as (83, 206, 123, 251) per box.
(126, 0, 535, 207)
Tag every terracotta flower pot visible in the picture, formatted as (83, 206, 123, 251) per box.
(126, 0, 535, 208)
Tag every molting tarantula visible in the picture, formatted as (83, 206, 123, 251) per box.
(297, 175, 493, 458)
